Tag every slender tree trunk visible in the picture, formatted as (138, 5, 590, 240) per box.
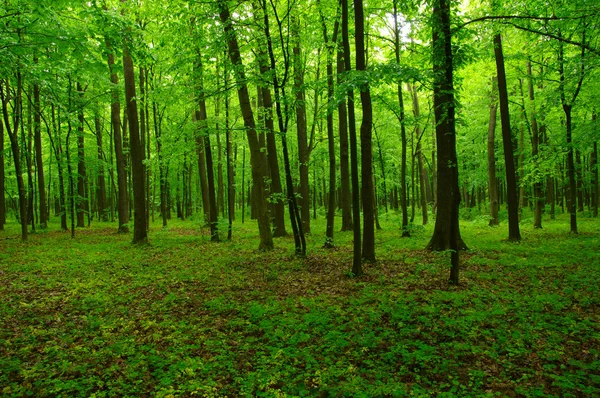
(25, 88, 35, 230)
(0, 112, 5, 230)
(33, 81, 47, 228)
(342, 0, 362, 275)
(319, 8, 339, 247)
(95, 116, 108, 221)
(410, 84, 428, 225)
(527, 62, 543, 228)
(219, 0, 273, 250)
(294, 16, 311, 235)
(106, 45, 129, 233)
(393, 0, 410, 238)
(123, 37, 147, 243)
(76, 83, 86, 228)
(195, 48, 219, 241)
(487, 77, 499, 226)
(493, 34, 521, 241)
(592, 137, 598, 218)
(225, 68, 234, 239)
(253, 5, 287, 237)
(1, 78, 28, 240)
(337, 48, 353, 231)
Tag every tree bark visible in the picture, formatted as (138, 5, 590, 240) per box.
(337, 48, 353, 231)
(527, 62, 543, 228)
(426, 0, 466, 259)
(487, 77, 499, 226)
(342, 0, 362, 275)
(0, 110, 5, 230)
(218, 0, 273, 251)
(33, 81, 47, 228)
(106, 45, 129, 233)
(95, 116, 108, 221)
(123, 37, 148, 244)
(493, 33, 521, 241)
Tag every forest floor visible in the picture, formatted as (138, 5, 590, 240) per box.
(1, 211, 599, 397)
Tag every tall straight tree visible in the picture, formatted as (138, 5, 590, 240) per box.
(95, 116, 108, 221)
(493, 33, 521, 241)
(319, 2, 339, 247)
(194, 44, 219, 242)
(355, 0, 375, 262)
(252, 1, 287, 238)
(293, 15, 311, 235)
(76, 82, 86, 228)
(337, 46, 353, 231)
(427, 0, 465, 286)
(393, 0, 410, 237)
(487, 77, 499, 226)
(0, 112, 5, 230)
(106, 39, 129, 233)
(218, 0, 273, 251)
(33, 77, 47, 228)
(527, 61, 543, 229)
(261, 1, 305, 255)
(1, 77, 28, 241)
(342, 0, 362, 275)
(122, 28, 147, 243)
(557, 37, 586, 234)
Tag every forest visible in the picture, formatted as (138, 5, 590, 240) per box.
(1, 0, 599, 396)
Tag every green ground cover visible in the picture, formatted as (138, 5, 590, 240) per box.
(1, 213, 599, 397)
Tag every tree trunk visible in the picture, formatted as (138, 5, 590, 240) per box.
(95, 116, 108, 221)
(527, 62, 543, 229)
(219, 0, 273, 250)
(123, 38, 147, 243)
(0, 111, 4, 230)
(253, 5, 287, 237)
(342, 0, 362, 274)
(426, 0, 466, 258)
(294, 15, 311, 235)
(76, 83, 86, 228)
(410, 84, 428, 225)
(106, 45, 129, 233)
(33, 81, 47, 228)
(320, 8, 339, 248)
(493, 34, 521, 241)
(337, 48, 353, 231)
(592, 137, 598, 218)
(195, 48, 219, 241)
(487, 77, 499, 226)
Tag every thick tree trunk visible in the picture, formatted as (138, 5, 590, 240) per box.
(123, 40, 147, 243)
(337, 49, 353, 231)
(487, 77, 499, 226)
(219, 0, 273, 250)
(426, 0, 466, 259)
(493, 34, 521, 241)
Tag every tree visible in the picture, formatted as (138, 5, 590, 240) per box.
(487, 76, 499, 226)
(427, 0, 464, 286)
(218, 0, 273, 251)
(493, 33, 521, 242)
(123, 27, 147, 244)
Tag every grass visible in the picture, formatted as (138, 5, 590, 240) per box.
(1, 210, 599, 397)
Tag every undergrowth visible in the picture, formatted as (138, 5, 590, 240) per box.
(1, 211, 599, 397)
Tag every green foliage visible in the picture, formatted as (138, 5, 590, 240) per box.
(1, 214, 599, 396)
